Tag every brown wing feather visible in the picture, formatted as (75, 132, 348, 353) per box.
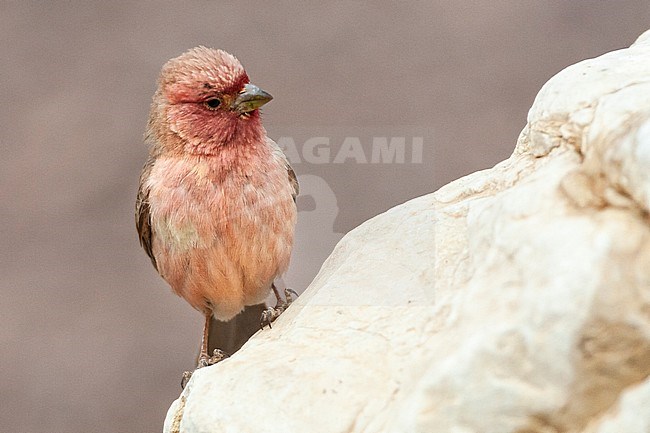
(287, 164, 299, 203)
(269, 137, 298, 203)
(135, 156, 158, 271)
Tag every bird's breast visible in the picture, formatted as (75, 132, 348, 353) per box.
(145, 147, 296, 316)
(146, 152, 296, 254)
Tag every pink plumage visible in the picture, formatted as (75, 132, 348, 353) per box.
(136, 47, 298, 370)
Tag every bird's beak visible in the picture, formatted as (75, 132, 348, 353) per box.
(232, 83, 273, 113)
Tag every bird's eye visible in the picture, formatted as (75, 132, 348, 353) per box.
(204, 98, 221, 110)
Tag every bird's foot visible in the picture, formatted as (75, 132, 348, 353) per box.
(180, 371, 193, 389)
(197, 348, 228, 368)
(180, 349, 228, 389)
(260, 288, 298, 329)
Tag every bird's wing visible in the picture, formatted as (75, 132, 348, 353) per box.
(268, 137, 299, 202)
(135, 155, 158, 271)
(287, 164, 299, 203)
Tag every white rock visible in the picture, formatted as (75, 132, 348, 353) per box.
(164, 30, 650, 433)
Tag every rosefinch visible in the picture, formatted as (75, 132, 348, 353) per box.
(136, 47, 298, 372)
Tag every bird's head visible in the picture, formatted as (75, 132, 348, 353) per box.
(149, 46, 272, 155)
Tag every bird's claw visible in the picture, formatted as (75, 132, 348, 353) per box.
(260, 288, 298, 329)
(181, 349, 229, 389)
(285, 288, 299, 301)
(181, 371, 193, 389)
(197, 348, 228, 368)
(260, 307, 283, 329)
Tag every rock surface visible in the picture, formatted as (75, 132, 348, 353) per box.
(164, 31, 650, 433)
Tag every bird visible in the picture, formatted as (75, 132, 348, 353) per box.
(135, 47, 298, 374)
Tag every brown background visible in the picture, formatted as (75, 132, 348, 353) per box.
(2, 2, 649, 432)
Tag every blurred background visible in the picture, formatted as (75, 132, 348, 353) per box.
(2, 1, 649, 432)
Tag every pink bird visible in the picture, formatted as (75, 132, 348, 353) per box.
(136, 47, 298, 375)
